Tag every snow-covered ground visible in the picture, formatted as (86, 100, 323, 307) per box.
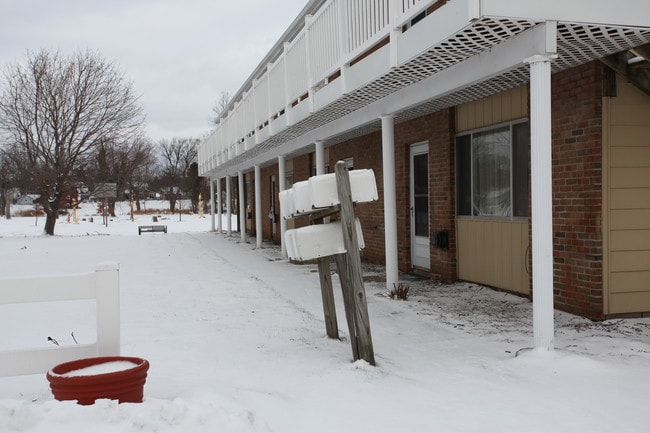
(0, 202, 649, 432)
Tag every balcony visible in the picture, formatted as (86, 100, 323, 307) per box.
(198, 0, 650, 177)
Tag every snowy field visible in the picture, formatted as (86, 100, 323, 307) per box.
(1, 201, 649, 432)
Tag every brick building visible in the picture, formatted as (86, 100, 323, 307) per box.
(199, 1, 650, 330)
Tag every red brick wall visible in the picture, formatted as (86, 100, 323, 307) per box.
(328, 132, 386, 264)
(259, 165, 276, 241)
(257, 154, 314, 244)
(326, 109, 457, 282)
(551, 61, 604, 319)
(393, 109, 457, 282)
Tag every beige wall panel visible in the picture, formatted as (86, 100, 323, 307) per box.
(610, 250, 650, 272)
(609, 291, 650, 314)
(610, 168, 650, 188)
(604, 74, 650, 315)
(612, 80, 650, 105)
(609, 188, 650, 209)
(456, 85, 528, 132)
(610, 126, 650, 147)
(610, 147, 650, 167)
(610, 209, 650, 230)
(610, 271, 650, 294)
(609, 105, 650, 126)
(491, 95, 502, 122)
(609, 230, 650, 251)
(457, 219, 530, 295)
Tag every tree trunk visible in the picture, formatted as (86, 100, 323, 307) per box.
(44, 210, 57, 235)
(3, 190, 10, 219)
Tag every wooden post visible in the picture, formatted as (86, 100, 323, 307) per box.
(334, 253, 359, 360)
(313, 215, 339, 339)
(335, 161, 375, 365)
(317, 257, 339, 339)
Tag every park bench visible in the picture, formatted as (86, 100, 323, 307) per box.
(138, 225, 167, 235)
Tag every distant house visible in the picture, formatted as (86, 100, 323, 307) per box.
(16, 195, 35, 206)
(198, 0, 650, 325)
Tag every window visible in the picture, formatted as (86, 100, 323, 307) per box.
(456, 121, 529, 218)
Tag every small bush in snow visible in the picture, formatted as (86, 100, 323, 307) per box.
(388, 282, 409, 300)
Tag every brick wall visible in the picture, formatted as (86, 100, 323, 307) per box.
(551, 61, 604, 319)
(326, 109, 457, 281)
(393, 109, 457, 282)
(328, 132, 386, 265)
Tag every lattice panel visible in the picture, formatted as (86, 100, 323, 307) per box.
(212, 19, 650, 173)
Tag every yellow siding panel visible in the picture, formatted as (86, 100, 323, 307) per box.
(605, 75, 650, 315)
(610, 167, 650, 188)
(610, 147, 650, 167)
(455, 85, 528, 132)
(609, 188, 650, 209)
(609, 291, 650, 314)
(457, 219, 530, 295)
(610, 125, 650, 147)
(609, 230, 650, 251)
(610, 250, 650, 272)
(610, 105, 650, 126)
(610, 271, 650, 294)
(610, 209, 650, 230)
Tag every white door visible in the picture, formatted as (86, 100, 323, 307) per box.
(410, 143, 430, 269)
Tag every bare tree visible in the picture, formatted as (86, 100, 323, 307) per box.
(0, 153, 14, 218)
(89, 137, 155, 211)
(211, 90, 231, 125)
(158, 137, 198, 212)
(0, 49, 144, 234)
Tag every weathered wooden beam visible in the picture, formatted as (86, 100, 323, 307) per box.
(308, 205, 340, 223)
(335, 161, 375, 365)
(334, 253, 359, 360)
(317, 257, 339, 339)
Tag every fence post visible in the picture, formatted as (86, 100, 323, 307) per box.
(95, 262, 120, 356)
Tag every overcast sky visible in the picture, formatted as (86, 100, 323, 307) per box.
(0, 0, 308, 142)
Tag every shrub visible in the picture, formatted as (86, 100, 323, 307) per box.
(388, 282, 409, 300)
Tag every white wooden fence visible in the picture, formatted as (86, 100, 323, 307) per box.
(0, 262, 120, 376)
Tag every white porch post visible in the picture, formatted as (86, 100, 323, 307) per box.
(315, 140, 325, 175)
(526, 54, 555, 351)
(278, 155, 287, 259)
(226, 175, 232, 236)
(209, 178, 215, 232)
(255, 165, 263, 248)
(238, 170, 246, 243)
(381, 115, 399, 291)
(217, 177, 223, 233)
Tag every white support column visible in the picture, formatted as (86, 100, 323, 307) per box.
(226, 175, 232, 236)
(315, 140, 325, 175)
(255, 165, 263, 248)
(278, 155, 288, 259)
(381, 115, 399, 291)
(210, 178, 215, 232)
(526, 54, 556, 351)
(238, 170, 246, 243)
(217, 177, 223, 233)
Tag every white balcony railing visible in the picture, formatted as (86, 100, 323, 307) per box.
(200, 0, 456, 174)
